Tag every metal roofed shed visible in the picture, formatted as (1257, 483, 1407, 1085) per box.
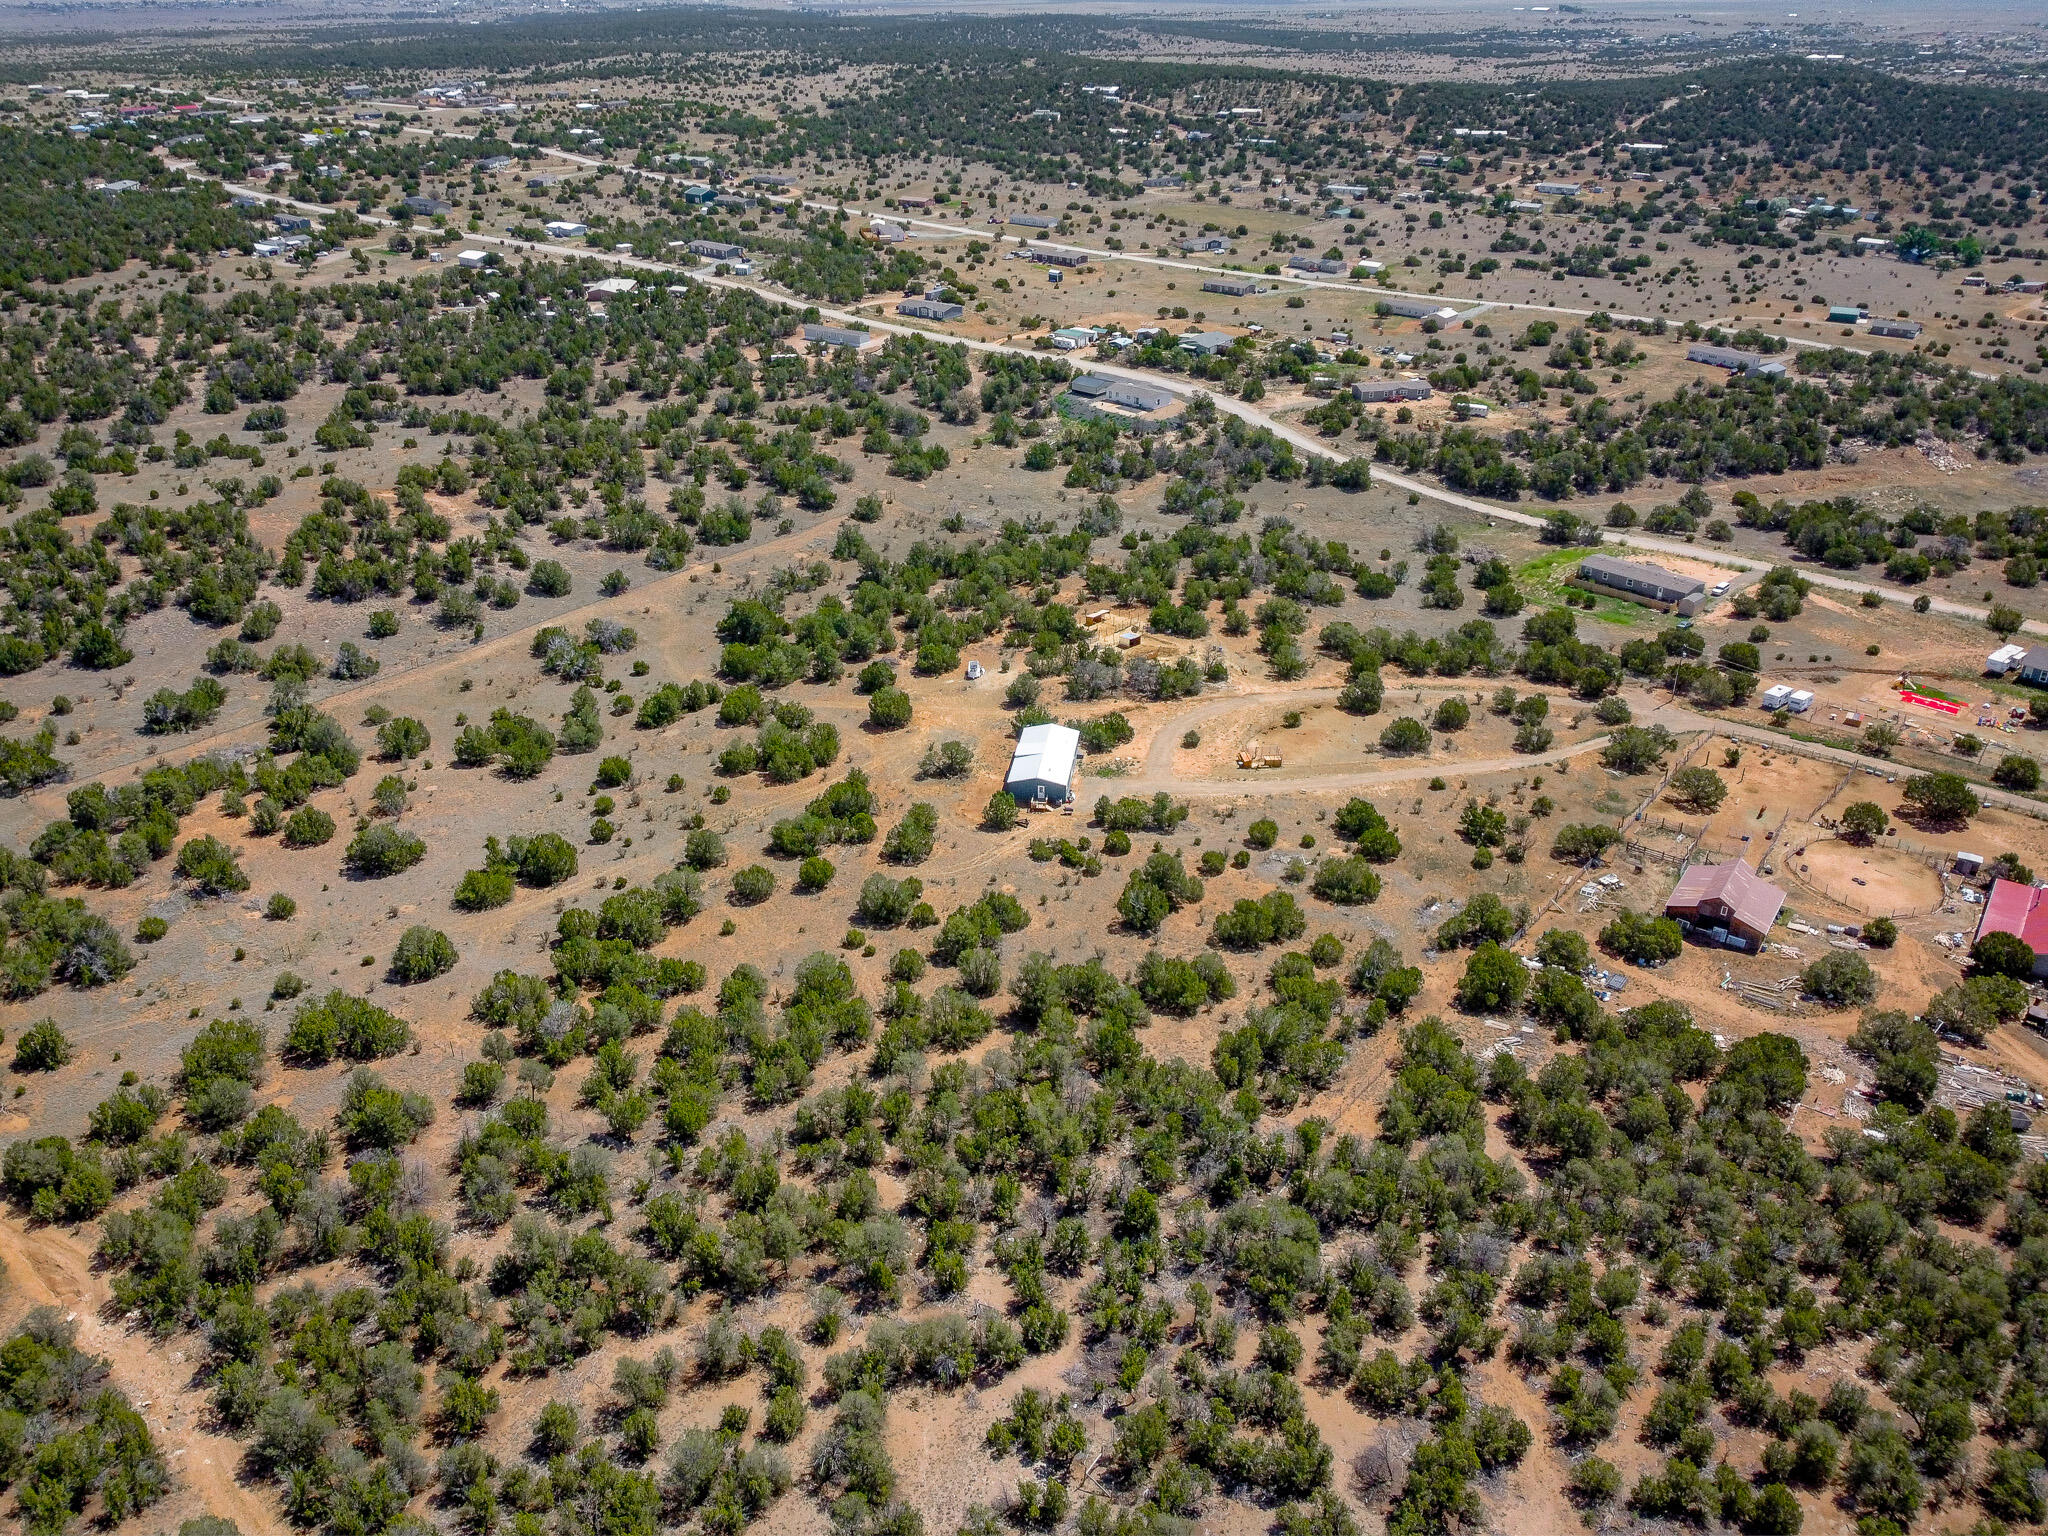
(1664, 859, 1785, 946)
(1005, 723, 1081, 807)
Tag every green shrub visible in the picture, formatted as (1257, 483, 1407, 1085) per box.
(13, 1017, 72, 1072)
(345, 824, 427, 877)
(279, 806, 336, 848)
(177, 835, 249, 895)
(390, 925, 458, 983)
(868, 687, 912, 729)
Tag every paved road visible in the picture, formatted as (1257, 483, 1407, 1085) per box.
(176, 159, 2044, 641)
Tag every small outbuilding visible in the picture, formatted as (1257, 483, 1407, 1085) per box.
(1005, 723, 1081, 807)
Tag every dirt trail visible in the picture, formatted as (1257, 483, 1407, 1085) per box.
(1113, 731, 1612, 799)
(0, 1220, 279, 1532)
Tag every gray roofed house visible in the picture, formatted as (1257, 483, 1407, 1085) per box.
(1353, 379, 1432, 403)
(402, 195, 453, 216)
(1380, 296, 1461, 320)
(1686, 343, 1785, 377)
(1009, 212, 1059, 229)
(1579, 553, 1706, 612)
(1868, 318, 1922, 340)
(476, 155, 515, 172)
(802, 322, 877, 350)
(1287, 256, 1347, 274)
(1177, 331, 1235, 356)
(897, 296, 965, 321)
(687, 240, 745, 262)
(1024, 244, 1087, 267)
(1178, 235, 1231, 254)
(1062, 374, 1179, 428)
(1202, 276, 1260, 297)
(2018, 646, 2048, 688)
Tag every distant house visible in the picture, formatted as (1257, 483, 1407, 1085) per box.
(1202, 276, 1260, 297)
(802, 322, 876, 350)
(97, 179, 142, 196)
(687, 240, 745, 262)
(1178, 235, 1231, 254)
(2019, 646, 2048, 688)
(1024, 245, 1087, 267)
(1062, 374, 1180, 430)
(585, 277, 637, 302)
(457, 249, 490, 269)
(476, 155, 515, 172)
(1005, 723, 1081, 806)
(1049, 327, 1098, 351)
(1664, 859, 1785, 949)
(681, 183, 716, 205)
(1977, 879, 2048, 975)
(1009, 212, 1059, 229)
(1827, 306, 1864, 324)
(542, 220, 588, 239)
(1686, 344, 1785, 378)
(897, 296, 964, 321)
(402, 195, 453, 217)
(1578, 553, 1706, 613)
(1534, 180, 1582, 196)
(1352, 379, 1432, 403)
(1286, 256, 1345, 274)
(1177, 331, 1235, 356)
(1869, 318, 1921, 340)
(1380, 296, 1462, 321)
(274, 213, 312, 233)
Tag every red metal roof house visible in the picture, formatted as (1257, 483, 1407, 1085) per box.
(1976, 878, 2048, 975)
(1664, 859, 1785, 947)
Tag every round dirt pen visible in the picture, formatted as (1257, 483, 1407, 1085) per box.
(1789, 837, 1945, 917)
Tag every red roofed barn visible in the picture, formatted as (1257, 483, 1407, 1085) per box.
(1663, 858, 1785, 949)
(1976, 878, 2048, 976)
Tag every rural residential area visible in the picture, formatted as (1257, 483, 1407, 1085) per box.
(5, 5, 2048, 1536)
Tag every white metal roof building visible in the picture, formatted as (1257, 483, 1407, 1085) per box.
(1005, 723, 1081, 806)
